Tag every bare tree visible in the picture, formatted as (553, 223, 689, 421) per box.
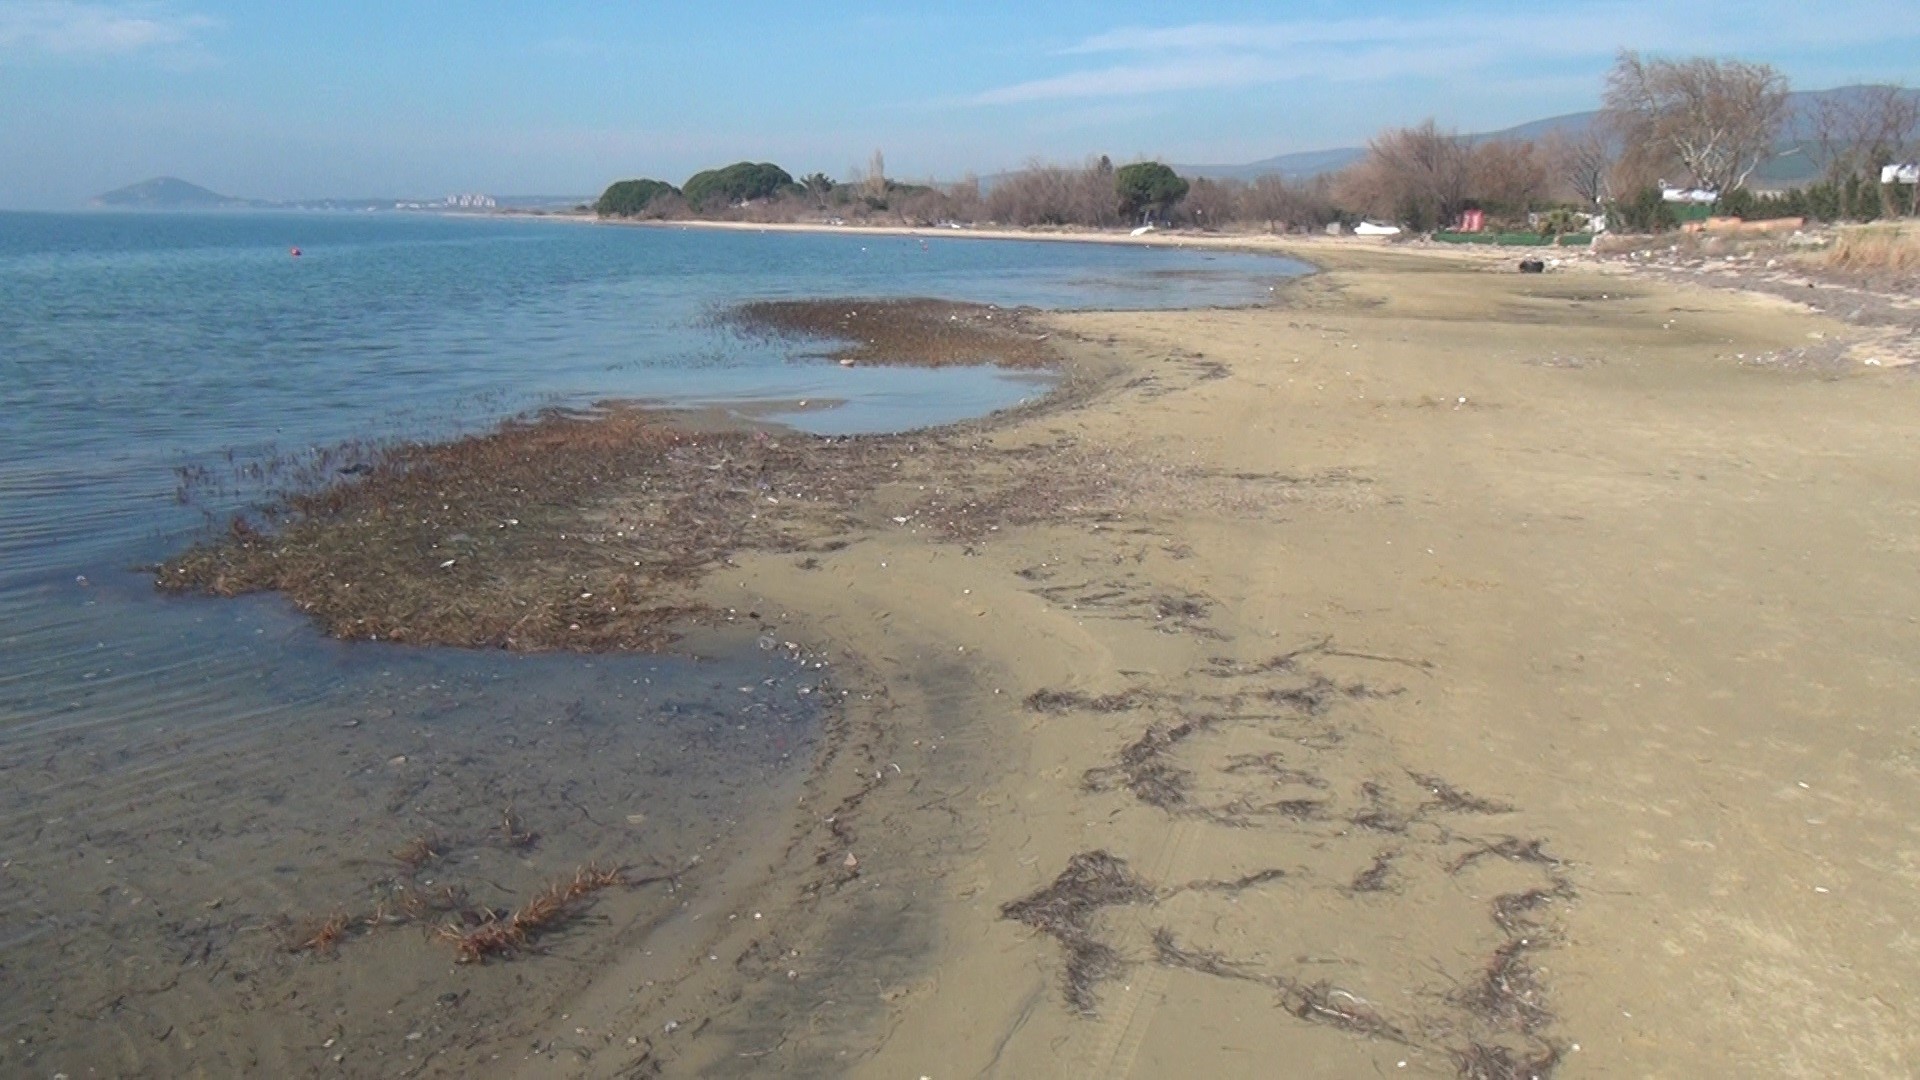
(866, 149, 887, 200)
(1813, 85, 1919, 180)
(944, 174, 983, 222)
(1603, 51, 1789, 194)
(1178, 177, 1237, 229)
(1335, 119, 1471, 230)
(1545, 128, 1615, 206)
(1468, 139, 1550, 214)
(984, 157, 1124, 228)
(1235, 174, 1326, 230)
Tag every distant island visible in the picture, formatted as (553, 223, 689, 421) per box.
(87, 177, 584, 213)
(91, 177, 256, 210)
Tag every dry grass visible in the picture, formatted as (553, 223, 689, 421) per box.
(1823, 223, 1920, 280)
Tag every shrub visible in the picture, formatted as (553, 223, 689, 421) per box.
(1606, 186, 1677, 232)
(1717, 176, 1905, 223)
(1114, 162, 1190, 222)
(1535, 208, 1588, 237)
(595, 178, 680, 218)
(682, 162, 797, 209)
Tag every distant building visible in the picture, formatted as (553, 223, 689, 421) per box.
(1661, 186, 1718, 204)
(1882, 163, 1919, 185)
(445, 193, 497, 209)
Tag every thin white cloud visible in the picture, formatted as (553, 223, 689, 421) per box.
(973, 2, 1916, 106)
(974, 55, 1282, 105)
(1064, 18, 1444, 55)
(0, 1, 214, 57)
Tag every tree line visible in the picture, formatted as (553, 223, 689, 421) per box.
(595, 55, 1916, 235)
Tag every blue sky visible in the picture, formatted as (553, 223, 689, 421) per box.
(2, 0, 1916, 208)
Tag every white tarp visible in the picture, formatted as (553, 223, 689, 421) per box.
(1353, 222, 1402, 236)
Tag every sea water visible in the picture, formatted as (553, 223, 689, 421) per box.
(0, 211, 1305, 1074)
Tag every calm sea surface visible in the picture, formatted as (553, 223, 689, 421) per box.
(0, 211, 1305, 1073)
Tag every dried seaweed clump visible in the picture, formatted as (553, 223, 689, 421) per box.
(437, 863, 629, 964)
(1448, 838, 1560, 874)
(1453, 1041, 1563, 1080)
(726, 297, 1058, 369)
(393, 831, 446, 870)
(1348, 852, 1397, 894)
(1409, 771, 1514, 816)
(1454, 939, 1553, 1035)
(1152, 927, 1407, 1043)
(1022, 687, 1148, 714)
(287, 913, 352, 957)
(157, 404, 903, 653)
(1000, 851, 1156, 1013)
(1082, 721, 1206, 809)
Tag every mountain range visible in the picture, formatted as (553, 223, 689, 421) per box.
(1173, 85, 1920, 187)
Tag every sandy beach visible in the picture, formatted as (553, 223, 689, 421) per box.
(160, 240, 1920, 1077)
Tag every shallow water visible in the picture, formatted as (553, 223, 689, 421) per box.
(0, 211, 1306, 1074)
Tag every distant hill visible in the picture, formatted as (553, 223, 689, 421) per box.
(86, 178, 589, 213)
(91, 177, 253, 209)
(1174, 85, 1920, 188)
(1176, 146, 1368, 183)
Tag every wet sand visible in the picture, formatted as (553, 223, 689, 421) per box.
(0, 597, 823, 1078)
(153, 245, 1920, 1077)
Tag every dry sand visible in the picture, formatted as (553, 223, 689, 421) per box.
(158, 241, 1920, 1077)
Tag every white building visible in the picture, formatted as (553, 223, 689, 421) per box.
(1661, 186, 1718, 204)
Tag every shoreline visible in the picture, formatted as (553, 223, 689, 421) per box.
(153, 244, 1920, 1077)
(505, 208, 1535, 270)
